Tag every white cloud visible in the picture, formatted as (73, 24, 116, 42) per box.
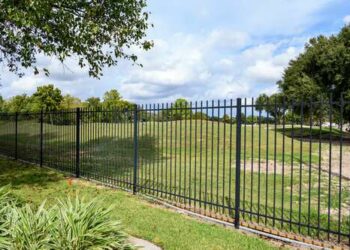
(9, 75, 45, 93)
(206, 30, 250, 50)
(245, 61, 284, 83)
(243, 44, 300, 83)
(273, 47, 299, 66)
(118, 30, 303, 102)
(344, 15, 350, 24)
(1, 28, 304, 103)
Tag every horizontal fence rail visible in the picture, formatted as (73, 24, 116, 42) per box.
(0, 98, 349, 246)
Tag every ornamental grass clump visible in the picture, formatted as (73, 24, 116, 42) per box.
(0, 185, 15, 248)
(51, 196, 133, 250)
(0, 190, 133, 250)
(5, 202, 53, 250)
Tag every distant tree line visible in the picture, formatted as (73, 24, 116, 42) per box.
(0, 85, 328, 126)
(0, 84, 134, 125)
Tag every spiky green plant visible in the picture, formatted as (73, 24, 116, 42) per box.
(0, 189, 133, 250)
(50, 196, 133, 250)
(0, 185, 16, 249)
(5, 202, 53, 250)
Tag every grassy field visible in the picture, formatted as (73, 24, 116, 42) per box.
(0, 157, 279, 250)
(0, 118, 349, 243)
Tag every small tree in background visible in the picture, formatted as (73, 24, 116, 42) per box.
(84, 97, 102, 111)
(60, 95, 82, 110)
(162, 98, 192, 121)
(102, 89, 134, 122)
(0, 96, 4, 112)
(31, 84, 63, 112)
(256, 93, 286, 123)
(3, 94, 31, 113)
(192, 112, 208, 120)
(30, 84, 63, 124)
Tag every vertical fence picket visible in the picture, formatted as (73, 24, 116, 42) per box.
(133, 105, 138, 194)
(234, 98, 242, 229)
(40, 109, 43, 167)
(75, 108, 80, 178)
(15, 112, 18, 160)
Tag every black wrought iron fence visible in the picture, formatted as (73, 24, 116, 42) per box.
(0, 97, 349, 246)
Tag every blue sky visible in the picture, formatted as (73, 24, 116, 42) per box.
(1, 0, 350, 103)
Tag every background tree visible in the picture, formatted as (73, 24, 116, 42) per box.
(255, 94, 269, 113)
(60, 94, 82, 110)
(83, 97, 102, 122)
(3, 94, 30, 113)
(0, 96, 4, 112)
(102, 90, 133, 111)
(244, 115, 258, 125)
(256, 93, 285, 123)
(102, 89, 133, 122)
(192, 112, 208, 120)
(84, 97, 102, 110)
(277, 25, 350, 122)
(163, 98, 192, 120)
(222, 114, 234, 124)
(0, 0, 152, 78)
(31, 84, 63, 112)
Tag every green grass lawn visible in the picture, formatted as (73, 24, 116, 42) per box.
(0, 119, 349, 243)
(0, 157, 279, 250)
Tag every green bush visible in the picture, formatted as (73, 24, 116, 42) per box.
(51, 197, 133, 250)
(6, 202, 53, 249)
(0, 190, 133, 250)
(0, 186, 14, 248)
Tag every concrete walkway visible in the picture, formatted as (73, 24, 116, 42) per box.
(129, 236, 161, 250)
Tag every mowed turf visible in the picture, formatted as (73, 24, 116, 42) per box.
(0, 119, 349, 242)
(0, 157, 279, 250)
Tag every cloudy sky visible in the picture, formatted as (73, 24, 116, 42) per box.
(1, 0, 350, 104)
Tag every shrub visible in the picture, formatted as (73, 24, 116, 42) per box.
(51, 196, 133, 250)
(6, 202, 53, 250)
(0, 192, 133, 250)
(0, 186, 13, 248)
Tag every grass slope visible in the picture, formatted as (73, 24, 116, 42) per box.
(0, 157, 278, 250)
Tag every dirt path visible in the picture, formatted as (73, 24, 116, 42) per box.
(320, 147, 350, 179)
(242, 148, 350, 180)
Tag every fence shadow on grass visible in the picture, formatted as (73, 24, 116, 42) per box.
(0, 131, 162, 188)
(0, 158, 63, 188)
(79, 135, 161, 178)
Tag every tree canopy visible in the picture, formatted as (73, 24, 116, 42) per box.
(85, 97, 101, 110)
(278, 25, 350, 103)
(61, 94, 82, 109)
(31, 84, 63, 112)
(4, 94, 30, 113)
(161, 98, 192, 120)
(257, 25, 350, 123)
(255, 93, 285, 122)
(0, 0, 152, 78)
(102, 89, 133, 111)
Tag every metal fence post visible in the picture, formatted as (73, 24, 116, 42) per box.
(133, 105, 138, 194)
(15, 112, 18, 160)
(75, 108, 80, 178)
(234, 98, 242, 229)
(40, 109, 43, 167)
